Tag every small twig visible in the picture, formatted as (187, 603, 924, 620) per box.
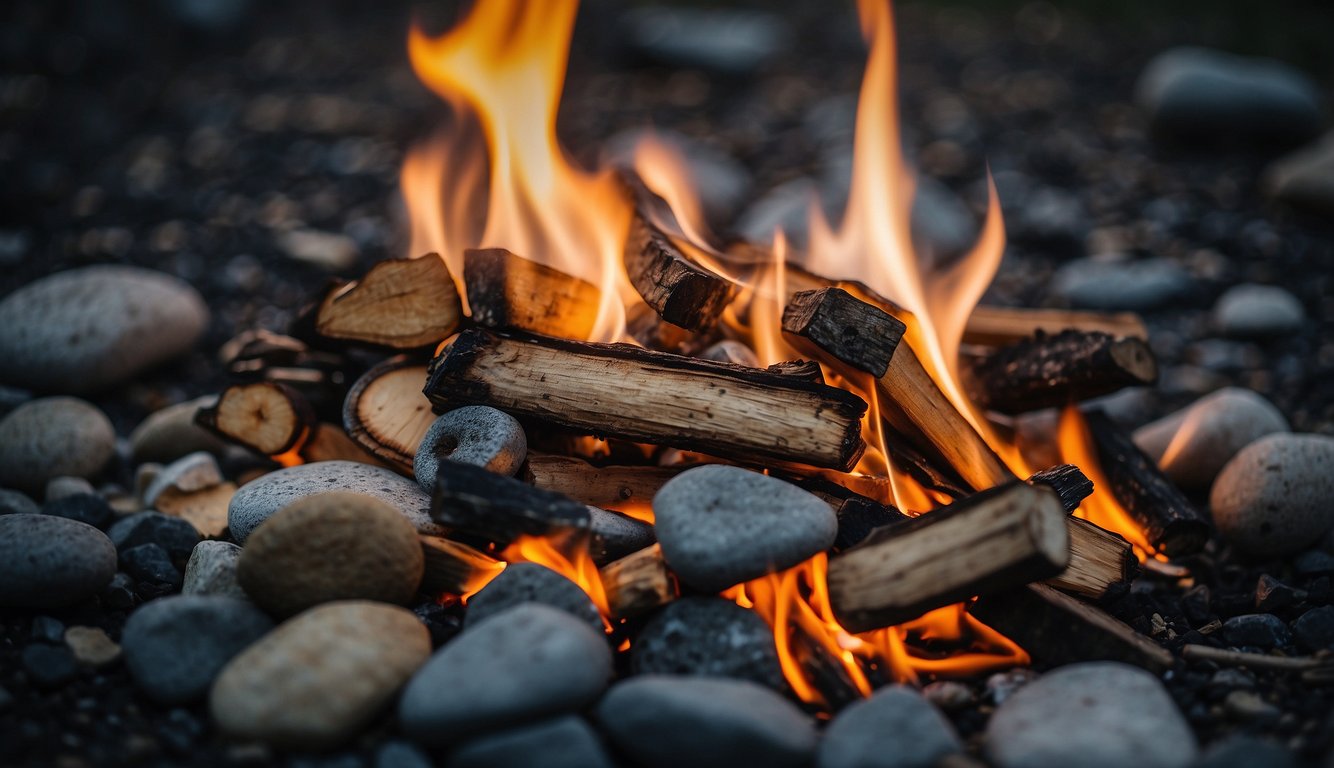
(1181, 644, 1333, 672)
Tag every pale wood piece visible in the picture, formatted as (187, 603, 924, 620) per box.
(298, 422, 389, 467)
(1181, 644, 1334, 672)
(418, 534, 505, 597)
(624, 210, 737, 332)
(1047, 516, 1136, 599)
(463, 247, 601, 340)
(964, 305, 1149, 347)
(523, 453, 681, 515)
(195, 381, 314, 456)
(963, 330, 1158, 414)
(315, 254, 461, 348)
(155, 483, 236, 539)
(600, 543, 676, 620)
(342, 357, 436, 473)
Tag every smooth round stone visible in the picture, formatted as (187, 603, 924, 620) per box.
(0, 266, 209, 395)
(653, 465, 837, 592)
(129, 396, 232, 464)
(122, 595, 274, 704)
(121, 543, 182, 588)
(1213, 284, 1305, 338)
(376, 741, 434, 768)
(0, 515, 117, 608)
(595, 676, 818, 768)
(108, 512, 201, 562)
(183, 540, 246, 598)
(238, 491, 424, 618)
(228, 461, 441, 543)
(0, 397, 115, 494)
(44, 476, 96, 501)
(1133, 388, 1289, 490)
(412, 407, 527, 493)
(447, 716, 614, 768)
(465, 562, 602, 634)
(42, 493, 115, 530)
(211, 601, 430, 750)
(818, 686, 962, 768)
(985, 662, 1197, 768)
(1051, 257, 1192, 311)
(1211, 434, 1334, 557)
(631, 597, 784, 691)
(399, 604, 612, 746)
(0, 488, 40, 516)
(1292, 606, 1334, 651)
(1265, 132, 1334, 217)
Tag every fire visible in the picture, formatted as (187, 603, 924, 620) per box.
(462, 530, 614, 633)
(1056, 405, 1160, 559)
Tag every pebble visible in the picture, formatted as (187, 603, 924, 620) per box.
(45, 475, 95, 501)
(0, 488, 40, 515)
(1291, 605, 1334, 651)
(0, 397, 116, 494)
(64, 626, 122, 668)
(818, 686, 962, 768)
(375, 741, 433, 768)
(922, 681, 976, 711)
(652, 465, 837, 592)
(238, 491, 424, 618)
(121, 595, 272, 703)
(31, 615, 65, 643)
(587, 506, 656, 565)
(412, 407, 527, 493)
(1294, 549, 1334, 575)
(43, 493, 115, 529)
(1210, 434, 1334, 557)
(984, 662, 1197, 768)
(0, 266, 209, 394)
(120, 543, 183, 589)
(1193, 736, 1296, 768)
(1222, 613, 1292, 648)
(1222, 690, 1280, 722)
(399, 604, 612, 746)
(129, 396, 232, 464)
(447, 716, 615, 768)
(22, 644, 78, 689)
(1051, 256, 1193, 311)
(595, 676, 818, 768)
(619, 7, 789, 75)
(276, 229, 360, 271)
(1255, 574, 1304, 612)
(465, 562, 602, 634)
(1133, 387, 1288, 490)
(228, 461, 441, 543)
(143, 451, 223, 508)
(183, 540, 247, 598)
(631, 597, 784, 691)
(1212, 284, 1304, 338)
(211, 601, 430, 749)
(0, 514, 117, 608)
(1264, 131, 1334, 217)
(109, 512, 201, 563)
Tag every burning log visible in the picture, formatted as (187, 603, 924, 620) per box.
(424, 328, 868, 470)
(970, 583, 1173, 673)
(1051, 517, 1137, 599)
(315, 254, 462, 349)
(196, 381, 314, 456)
(625, 301, 715, 355)
(463, 248, 602, 340)
(827, 483, 1071, 633)
(418, 534, 503, 597)
(624, 198, 737, 332)
(963, 305, 1149, 347)
(1084, 410, 1211, 556)
(780, 286, 906, 376)
(523, 453, 681, 515)
(600, 543, 676, 620)
(962, 330, 1158, 415)
(342, 356, 436, 473)
(432, 459, 591, 545)
(1026, 463, 1095, 513)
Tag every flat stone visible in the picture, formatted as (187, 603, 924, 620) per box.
(183, 540, 247, 599)
(44, 476, 95, 501)
(122, 595, 274, 704)
(1210, 434, 1334, 557)
(108, 512, 201, 562)
(211, 601, 430, 750)
(631, 597, 784, 691)
(1213, 284, 1304, 338)
(1223, 690, 1280, 722)
(587, 506, 655, 565)
(465, 562, 602, 634)
(0, 266, 209, 395)
(1133, 388, 1288, 490)
(119, 543, 183, 589)
(228, 461, 441, 543)
(0, 514, 117, 608)
(0, 397, 116, 495)
(1051, 257, 1193, 311)
(0, 488, 40, 516)
(595, 676, 818, 768)
(818, 686, 962, 768)
(399, 604, 612, 746)
(1291, 606, 1334, 651)
(985, 663, 1196, 768)
(129, 396, 232, 464)
(413, 406, 527, 493)
(653, 465, 837, 592)
(43, 493, 115, 530)
(447, 716, 615, 768)
(619, 7, 789, 75)
(1222, 614, 1291, 649)
(64, 626, 122, 668)
(1265, 131, 1334, 217)
(143, 451, 223, 508)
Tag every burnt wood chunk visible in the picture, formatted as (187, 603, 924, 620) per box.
(431, 459, 591, 546)
(1047, 517, 1136, 599)
(970, 582, 1173, 673)
(827, 483, 1071, 633)
(196, 381, 314, 456)
(1027, 464, 1095, 514)
(782, 288, 907, 378)
(424, 328, 868, 470)
(315, 254, 461, 349)
(523, 453, 680, 516)
(832, 496, 911, 553)
(624, 210, 737, 332)
(963, 330, 1158, 414)
(463, 247, 601, 340)
(600, 543, 677, 620)
(342, 356, 436, 473)
(1084, 410, 1211, 556)
(963, 305, 1149, 347)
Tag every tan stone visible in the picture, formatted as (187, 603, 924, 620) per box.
(65, 626, 122, 668)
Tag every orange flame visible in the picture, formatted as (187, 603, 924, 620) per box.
(1056, 405, 1160, 560)
(497, 531, 613, 631)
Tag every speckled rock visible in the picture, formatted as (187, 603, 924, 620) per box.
(1210, 434, 1334, 557)
(818, 686, 962, 768)
(238, 491, 424, 618)
(465, 563, 602, 634)
(412, 406, 527, 493)
(631, 597, 784, 690)
(183, 540, 246, 598)
(228, 461, 441, 543)
(447, 716, 615, 768)
(0, 515, 117, 608)
(0, 266, 209, 395)
(1222, 614, 1291, 648)
(1212, 284, 1305, 338)
(1051, 257, 1192, 311)
(0, 397, 115, 494)
(129, 396, 232, 464)
(1133, 388, 1289, 490)
(653, 465, 837, 592)
(0, 488, 40, 516)
(588, 506, 656, 565)
(211, 601, 430, 750)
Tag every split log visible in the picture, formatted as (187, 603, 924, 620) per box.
(432, 459, 591, 546)
(463, 248, 602, 340)
(315, 254, 462, 348)
(970, 582, 1173, 673)
(418, 534, 505, 597)
(962, 330, 1158, 414)
(624, 201, 737, 332)
(1027, 464, 1095, 513)
(781, 287, 906, 377)
(600, 543, 677, 620)
(1049, 517, 1136, 599)
(425, 328, 868, 470)
(195, 381, 314, 456)
(1084, 410, 1210, 556)
(523, 453, 680, 517)
(827, 483, 1071, 633)
(342, 356, 436, 472)
(298, 422, 388, 467)
(964, 305, 1149, 347)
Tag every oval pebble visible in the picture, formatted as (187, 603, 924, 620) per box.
(818, 686, 962, 768)
(129, 396, 231, 464)
(1213, 284, 1304, 338)
(413, 406, 527, 493)
(0, 397, 115, 495)
(448, 716, 615, 768)
(631, 597, 784, 691)
(465, 562, 602, 634)
(0, 514, 117, 608)
(0, 488, 41, 516)
(1210, 434, 1334, 557)
(1133, 387, 1288, 490)
(183, 540, 246, 599)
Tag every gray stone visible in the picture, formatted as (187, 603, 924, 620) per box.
(0, 397, 115, 495)
(0, 266, 209, 395)
(399, 604, 612, 746)
(413, 407, 527, 493)
(31, 616, 65, 643)
(1211, 434, 1334, 557)
(922, 681, 975, 711)
(595, 676, 818, 768)
(43, 493, 115, 529)
(1213, 284, 1304, 338)
(984, 662, 1197, 768)
(588, 506, 655, 565)
(143, 451, 223, 508)
(375, 741, 433, 768)
(1292, 606, 1334, 651)
(1193, 736, 1296, 768)
(276, 229, 359, 271)
(606, 128, 752, 221)
(818, 686, 962, 768)
(986, 667, 1039, 705)
(1265, 132, 1334, 217)
(1133, 388, 1289, 490)
(465, 563, 602, 634)
(22, 644, 77, 688)
(121, 595, 274, 703)
(0, 514, 117, 608)
(1222, 690, 1280, 722)
(120, 543, 183, 588)
(653, 465, 837, 592)
(129, 396, 232, 464)
(447, 716, 614, 768)
(228, 461, 441, 543)
(1222, 614, 1291, 648)
(0, 488, 40, 516)
(631, 597, 784, 691)
(183, 540, 247, 599)
(108, 512, 201, 562)
(1051, 257, 1193, 311)
(44, 476, 95, 501)
(620, 7, 789, 75)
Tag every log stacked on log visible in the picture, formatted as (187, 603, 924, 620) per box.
(963, 305, 1149, 347)
(963, 330, 1158, 414)
(464, 248, 602, 340)
(343, 356, 437, 472)
(432, 459, 591, 546)
(523, 453, 681, 516)
(315, 254, 461, 348)
(624, 208, 736, 332)
(196, 381, 314, 456)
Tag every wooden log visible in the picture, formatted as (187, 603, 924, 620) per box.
(964, 305, 1149, 347)
(827, 483, 1071, 633)
(625, 301, 715, 355)
(832, 495, 910, 553)
(425, 328, 868, 471)
(432, 459, 591, 546)
(624, 207, 737, 332)
(600, 543, 676, 620)
(463, 247, 601, 340)
(195, 381, 314, 456)
(315, 254, 462, 349)
(962, 330, 1158, 414)
(1027, 464, 1095, 514)
(298, 422, 389, 467)
(418, 534, 505, 597)
(782, 288, 906, 379)
(970, 582, 1173, 673)
(342, 356, 437, 473)
(1049, 517, 1136, 599)
(1084, 410, 1211, 556)
(523, 453, 680, 517)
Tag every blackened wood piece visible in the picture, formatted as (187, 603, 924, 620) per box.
(463, 247, 601, 340)
(523, 453, 680, 515)
(424, 328, 868, 471)
(1027, 464, 1095, 514)
(431, 459, 590, 546)
(1084, 410, 1211, 557)
(196, 381, 314, 456)
(782, 288, 907, 378)
(832, 496, 910, 553)
(624, 210, 737, 332)
(963, 330, 1158, 414)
